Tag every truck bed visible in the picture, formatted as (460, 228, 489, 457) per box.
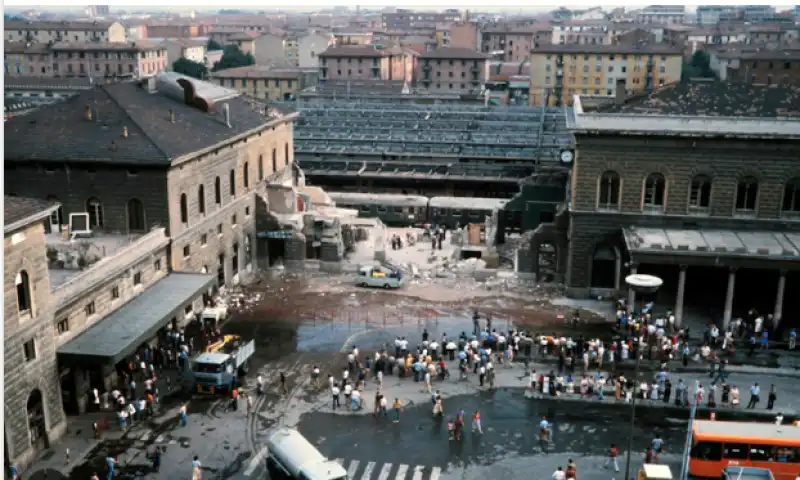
(233, 339, 255, 367)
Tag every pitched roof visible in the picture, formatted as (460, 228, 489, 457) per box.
(419, 47, 490, 60)
(4, 76, 94, 90)
(52, 41, 166, 52)
(210, 65, 303, 79)
(4, 75, 283, 166)
(601, 81, 800, 118)
(4, 196, 59, 233)
(319, 45, 404, 58)
(534, 43, 683, 55)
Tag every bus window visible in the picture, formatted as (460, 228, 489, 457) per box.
(359, 205, 370, 212)
(453, 209, 463, 216)
(723, 443, 749, 460)
(377, 206, 388, 213)
(749, 445, 771, 461)
(691, 441, 722, 461)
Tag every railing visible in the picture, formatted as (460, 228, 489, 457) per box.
(52, 228, 170, 307)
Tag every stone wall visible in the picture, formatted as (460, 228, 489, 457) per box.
(4, 220, 65, 470)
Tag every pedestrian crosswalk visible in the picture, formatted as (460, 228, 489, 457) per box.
(334, 459, 441, 480)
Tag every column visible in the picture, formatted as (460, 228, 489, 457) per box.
(674, 265, 687, 328)
(774, 270, 786, 330)
(627, 265, 637, 314)
(723, 268, 736, 330)
(248, 233, 257, 272)
(222, 254, 233, 287)
(614, 252, 622, 291)
(238, 238, 247, 274)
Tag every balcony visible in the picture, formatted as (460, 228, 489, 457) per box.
(422, 63, 432, 71)
(556, 56, 564, 66)
(470, 65, 481, 73)
(556, 68, 563, 77)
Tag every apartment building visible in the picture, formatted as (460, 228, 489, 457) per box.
(319, 45, 416, 84)
(550, 21, 617, 46)
(145, 22, 203, 38)
(419, 47, 489, 93)
(332, 31, 373, 45)
(529, 43, 683, 106)
(211, 65, 311, 100)
(208, 27, 247, 45)
(228, 33, 257, 56)
(696, 5, 777, 25)
(449, 22, 479, 50)
(162, 38, 206, 67)
(4, 41, 168, 78)
(637, 5, 687, 25)
(381, 11, 460, 30)
(480, 24, 552, 62)
(4, 19, 126, 43)
(711, 45, 800, 85)
(296, 33, 332, 68)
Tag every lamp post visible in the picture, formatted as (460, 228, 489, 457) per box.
(623, 273, 663, 480)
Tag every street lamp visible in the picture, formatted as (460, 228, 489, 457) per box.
(624, 273, 663, 480)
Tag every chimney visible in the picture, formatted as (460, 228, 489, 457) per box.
(223, 103, 231, 128)
(122, 126, 129, 138)
(85, 104, 93, 121)
(169, 109, 175, 123)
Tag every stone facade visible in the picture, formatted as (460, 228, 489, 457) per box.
(566, 134, 800, 294)
(4, 218, 66, 470)
(168, 121, 295, 284)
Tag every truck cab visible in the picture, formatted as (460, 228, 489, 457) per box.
(192, 335, 254, 394)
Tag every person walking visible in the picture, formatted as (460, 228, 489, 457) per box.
(472, 410, 483, 434)
(767, 385, 777, 410)
(279, 372, 288, 395)
(604, 444, 620, 472)
(105, 456, 117, 480)
(331, 385, 340, 410)
(392, 398, 403, 423)
(179, 404, 188, 426)
(747, 382, 761, 409)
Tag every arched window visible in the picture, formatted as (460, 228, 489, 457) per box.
(735, 176, 759, 214)
(258, 155, 264, 181)
(198, 185, 206, 215)
(243, 162, 250, 188)
(688, 175, 712, 212)
(284, 142, 290, 166)
(16, 270, 32, 314)
(86, 197, 103, 228)
(272, 148, 277, 173)
(781, 177, 800, 217)
(642, 173, 666, 212)
(229, 169, 236, 196)
(597, 170, 620, 211)
(127, 198, 146, 231)
(179, 193, 188, 224)
(214, 176, 221, 205)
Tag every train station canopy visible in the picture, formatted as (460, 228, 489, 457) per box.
(57, 272, 215, 366)
(623, 226, 800, 269)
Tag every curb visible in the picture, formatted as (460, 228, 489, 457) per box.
(523, 390, 797, 421)
(530, 357, 800, 378)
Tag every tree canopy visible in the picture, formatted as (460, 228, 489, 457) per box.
(681, 50, 716, 82)
(172, 58, 208, 80)
(207, 38, 223, 51)
(211, 45, 255, 72)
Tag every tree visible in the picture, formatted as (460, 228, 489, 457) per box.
(211, 45, 255, 72)
(173, 58, 208, 80)
(681, 50, 715, 82)
(207, 38, 223, 51)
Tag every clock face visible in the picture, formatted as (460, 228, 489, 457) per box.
(560, 150, 574, 163)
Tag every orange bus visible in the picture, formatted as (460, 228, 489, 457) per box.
(689, 420, 800, 480)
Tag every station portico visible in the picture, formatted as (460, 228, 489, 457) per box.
(622, 226, 800, 329)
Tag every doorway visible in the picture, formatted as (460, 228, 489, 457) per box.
(217, 254, 226, 286)
(591, 245, 619, 289)
(267, 238, 286, 266)
(26, 389, 49, 454)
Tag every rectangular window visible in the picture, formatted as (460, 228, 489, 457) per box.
(154, 259, 161, 271)
(201, 234, 208, 246)
(133, 272, 142, 285)
(23, 339, 36, 362)
(111, 286, 120, 299)
(232, 214, 237, 226)
(217, 224, 223, 235)
(57, 318, 69, 334)
(183, 245, 191, 257)
(723, 443, 749, 460)
(85, 301, 96, 316)
(184, 305, 193, 316)
(245, 206, 251, 216)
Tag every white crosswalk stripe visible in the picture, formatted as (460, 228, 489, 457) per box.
(394, 464, 409, 480)
(411, 465, 424, 480)
(377, 463, 393, 480)
(139, 431, 151, 441)
(346, 459, 360, 479)
(333, 460, 442, 480)
(360, 461, 376, 480)
(430, 467, 441, 480)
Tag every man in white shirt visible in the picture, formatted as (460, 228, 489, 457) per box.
(479, 365, 486, 387)
(331, 385, 340, 410)
(552, 467, 566, 480)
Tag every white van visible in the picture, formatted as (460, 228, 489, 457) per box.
(266, 428, 347, 480)
(355, 265, 405, 289)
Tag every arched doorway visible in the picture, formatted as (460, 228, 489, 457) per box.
(26, 389, 49, 454)
(591, 245, 619, 289)
(537, 242, 558, 282)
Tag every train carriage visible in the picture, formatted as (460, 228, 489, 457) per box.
(327, 192, 429, 227)
(428, 196, 509, 229)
